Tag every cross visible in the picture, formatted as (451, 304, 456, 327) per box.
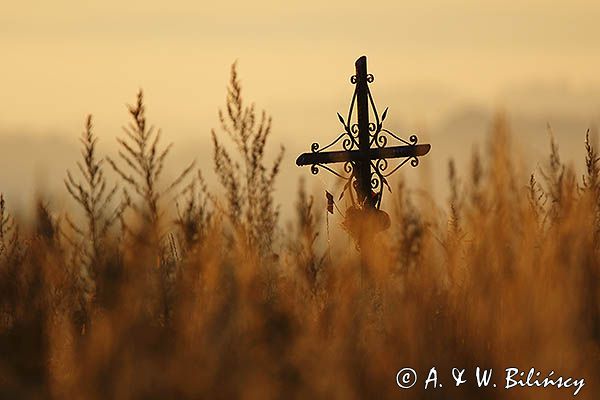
(296, 56, 431, 212)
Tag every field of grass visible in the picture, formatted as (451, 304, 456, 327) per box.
(0, 65, 598, 399)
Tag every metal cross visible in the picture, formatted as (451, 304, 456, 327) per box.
(296, 56, 431, 210)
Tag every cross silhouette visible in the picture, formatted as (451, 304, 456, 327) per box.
(296, 56, 431, 211)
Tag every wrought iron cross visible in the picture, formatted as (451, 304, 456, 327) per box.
(296, 56, 431, 210)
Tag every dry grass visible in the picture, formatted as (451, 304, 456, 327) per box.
(0, 66, 598, 399)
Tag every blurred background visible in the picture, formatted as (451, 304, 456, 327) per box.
(1, 0, 599, 217)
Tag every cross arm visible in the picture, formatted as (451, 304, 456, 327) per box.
(295, 144, 431, 166)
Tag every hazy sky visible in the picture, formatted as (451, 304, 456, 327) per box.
(1, 1, 600, 214)
(2, 1, 599, 129)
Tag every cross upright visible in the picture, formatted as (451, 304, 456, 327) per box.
(296, 56, 431, 211)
